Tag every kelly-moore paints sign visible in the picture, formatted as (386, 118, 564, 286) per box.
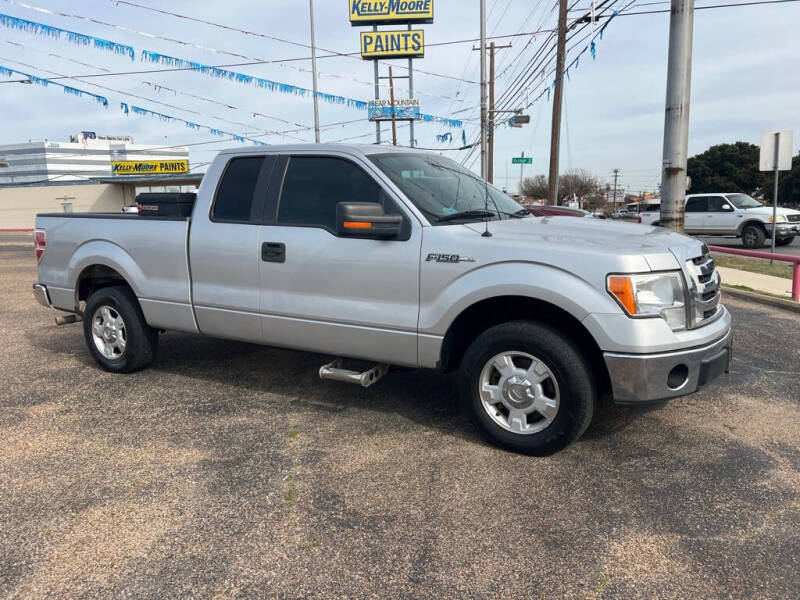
(111, 160, 189, 175)
(368, 99, 421, 121)
(360, 29, 424, 58)
(349, 0, 434, 25)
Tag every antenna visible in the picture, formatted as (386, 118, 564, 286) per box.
(482, 173, 492, 237)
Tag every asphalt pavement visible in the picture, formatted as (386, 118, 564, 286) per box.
(698, 235, 800, 257)
(1, 244, 798, 599)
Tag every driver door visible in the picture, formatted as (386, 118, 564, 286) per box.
(705, 195, 737, 233)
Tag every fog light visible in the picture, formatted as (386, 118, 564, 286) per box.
(667, 364, 689, 390)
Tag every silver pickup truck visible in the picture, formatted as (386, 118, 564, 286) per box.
(33, 144, 732, 454)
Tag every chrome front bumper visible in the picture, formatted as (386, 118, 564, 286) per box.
(33, 283, 52, 308)
(603, 325, 733, 404)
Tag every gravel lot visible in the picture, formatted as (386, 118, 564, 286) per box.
(1, 241, 799, 599)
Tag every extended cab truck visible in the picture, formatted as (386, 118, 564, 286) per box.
(33, 145, 733, 455)
(639, 193, 800, 248)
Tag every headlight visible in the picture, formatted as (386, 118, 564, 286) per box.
(607, 272, 687, 330)
(770, 215, 788, 223)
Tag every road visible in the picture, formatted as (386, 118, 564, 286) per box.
(1, 244, 799, 599)
(698, 235, 800, 257)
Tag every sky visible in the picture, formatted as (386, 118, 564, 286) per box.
(0, 0, 798, 195)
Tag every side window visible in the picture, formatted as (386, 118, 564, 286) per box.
(707, 196, 730, 212)
(212, 157, 264, 222)
(686, 197, 707, 212)
(277, 156, 386, 231)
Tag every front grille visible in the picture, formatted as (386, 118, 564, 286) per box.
(685, 250, 721, 328)
(787, 214, 800, 223)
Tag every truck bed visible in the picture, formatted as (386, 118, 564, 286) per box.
(35, 213, 196, 333)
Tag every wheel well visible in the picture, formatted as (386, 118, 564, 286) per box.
(438, 295, 610, 393)
(739, 220, 767, 235)
(76, 264, 131, 303)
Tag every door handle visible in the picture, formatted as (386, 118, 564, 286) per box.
(261, 242, 285, 263)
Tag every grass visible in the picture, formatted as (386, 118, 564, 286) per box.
(712, 253, 793, 280)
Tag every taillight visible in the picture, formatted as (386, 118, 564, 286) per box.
(637, 216, 642, 224)
(34, 229, 46, 263)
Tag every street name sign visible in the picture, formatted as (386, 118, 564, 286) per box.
(512, 157, 532, 165)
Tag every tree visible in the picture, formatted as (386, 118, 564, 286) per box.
(687, 142, 800, 206)
(521, 174, 549, 199)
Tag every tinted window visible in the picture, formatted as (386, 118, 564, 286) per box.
(707, 196, 731, 212)
(686, 197, 707, 212)
(278, 157, 384, 231)
(213, 157, 264, 222)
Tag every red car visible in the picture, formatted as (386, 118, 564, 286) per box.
(525, 205, 600, 218)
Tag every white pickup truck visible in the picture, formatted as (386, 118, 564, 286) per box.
(33, 144, 732, 454)
(638, 193, 800, 248)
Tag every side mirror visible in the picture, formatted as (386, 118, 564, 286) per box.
(336, 202, 402, 239)
(721, 203, 733, 211)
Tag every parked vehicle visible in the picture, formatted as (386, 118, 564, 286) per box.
(639, 194, 800, 248)
(33, 145, 732, 455)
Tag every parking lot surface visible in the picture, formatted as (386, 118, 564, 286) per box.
(1, 242, 799, 599)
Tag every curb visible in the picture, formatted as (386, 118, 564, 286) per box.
(722, 285, 800, 314)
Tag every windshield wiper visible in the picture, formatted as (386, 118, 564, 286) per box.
(436, 209, 497, 222)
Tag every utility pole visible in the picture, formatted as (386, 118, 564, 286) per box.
(547, 0, 568, 205)
(309, 0, 320, 143)
(388, 67, 398, 146)
(519, 151, 525, 196)
(612, 168, 619, 212)
(486, 42, 512, 184)
(659, 0, 694, 231)
(479, 0, 488, 179)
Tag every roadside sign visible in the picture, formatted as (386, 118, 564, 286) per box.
(759, 130, 793, 171)
(111, 160, 189, 175)
(360, 29, 424, 59)
(368, 99, 420, 121)
(511, 157, 532, 165)
(349, 0, 434, 25)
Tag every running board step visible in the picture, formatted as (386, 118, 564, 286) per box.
(319, 359, 389, 388)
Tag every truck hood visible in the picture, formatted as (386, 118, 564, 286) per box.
(736, 205, 800, 217)
(462, 215, 698, 257)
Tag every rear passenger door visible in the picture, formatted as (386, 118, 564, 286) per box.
(684, 196, 707, 233)
(257, 154, 422, 366)
(190, 155, 275, 343)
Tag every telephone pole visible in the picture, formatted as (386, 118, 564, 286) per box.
(479, 0, 488, 179)
(659, 0, 694, 231)
(486, 42, 512, 184)
(309, 0, 320, 143)
(612, 168, 620, 212)
(547, 0, 568, 205)
(388, 67, 398, 146)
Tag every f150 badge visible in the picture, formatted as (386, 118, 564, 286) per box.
(426, 253, 476, 263)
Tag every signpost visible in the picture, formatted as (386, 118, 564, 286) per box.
(350, 0, 433, 145)
(759, 130, 793, 257)
(512, 152, 532, 196)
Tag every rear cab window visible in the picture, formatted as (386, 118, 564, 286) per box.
(212, 156, 273, 223)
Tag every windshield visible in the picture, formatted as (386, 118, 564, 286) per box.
(727, 193, 762, 209)
(369, 153, 529, 224)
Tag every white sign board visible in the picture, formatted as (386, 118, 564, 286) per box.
(759, 130, 793, 171)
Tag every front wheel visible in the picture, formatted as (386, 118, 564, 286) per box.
(741, 224, 766, 249)
(83, 286, 158, 373)
(459, 321, 596, 455)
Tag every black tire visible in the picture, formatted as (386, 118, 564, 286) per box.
(776, 236, 795, 247)
(82, 285, 158, 373)
(459, 320, 596, 455)
(741, 224, 766, 249)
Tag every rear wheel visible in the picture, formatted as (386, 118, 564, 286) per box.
(741, 224, 766, 249)
(83, 286, 158, 373)
(459, 321, 596, 455)
(776, 236, 795, 247)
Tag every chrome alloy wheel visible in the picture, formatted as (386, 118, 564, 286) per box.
(478, 351, 560, 435)
(91, 305, 127, 360)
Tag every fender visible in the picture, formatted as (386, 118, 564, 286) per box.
(68, 239, 146, 302)
(736, 219, 767, 236)
(419, 261, 620, 337)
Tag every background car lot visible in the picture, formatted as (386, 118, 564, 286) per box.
(1, 241, 799, 599)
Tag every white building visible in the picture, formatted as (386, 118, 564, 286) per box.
(0, 132, 189, 185)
